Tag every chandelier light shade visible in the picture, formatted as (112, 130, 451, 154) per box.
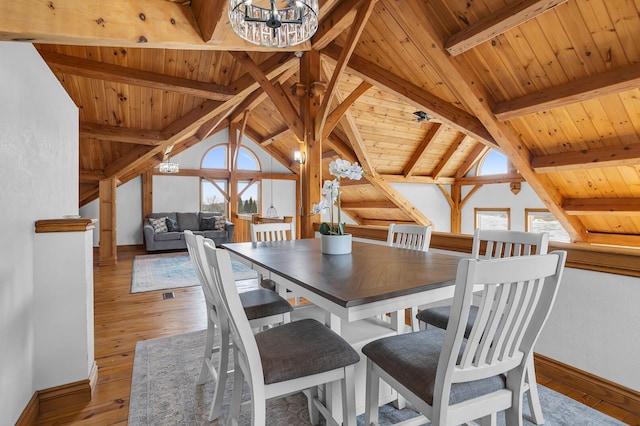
(159, 156, 179, 173)
(229, 0, 319, 48)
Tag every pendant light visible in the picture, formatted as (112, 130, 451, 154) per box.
(266, 145, 278, 218)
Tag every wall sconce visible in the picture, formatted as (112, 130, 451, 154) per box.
(294, 151, 306, 165)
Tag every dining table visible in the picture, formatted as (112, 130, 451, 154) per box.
(223, 238, 465, 418)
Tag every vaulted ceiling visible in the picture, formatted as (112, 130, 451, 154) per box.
(2, 0, 640, 246)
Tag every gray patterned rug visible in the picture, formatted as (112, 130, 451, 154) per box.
(131, 252, 258, 293)
(128, 329, 625, 425)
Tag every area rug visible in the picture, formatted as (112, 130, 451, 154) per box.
(131, 252, 258, 293)
(128, 329, 625, 425)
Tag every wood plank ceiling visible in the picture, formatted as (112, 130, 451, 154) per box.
(1, 0, 640, 246)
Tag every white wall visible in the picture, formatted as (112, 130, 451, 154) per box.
(390, 182, 452, 231)
(0, 42, 79, 425)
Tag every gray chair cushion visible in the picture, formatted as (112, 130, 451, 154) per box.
(255, 319, 360, 385)
(416, 305, 478, 338)
(362, 329, 505, 405)
(240, 289, 293, 320)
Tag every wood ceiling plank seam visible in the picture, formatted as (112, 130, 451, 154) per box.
(581, 0, 633, 68)
(602, 0, 640, 64)
(390, 0, 587, 241)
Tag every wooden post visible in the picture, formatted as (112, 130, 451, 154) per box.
(300, 50, 322, 238)
(142, 170, 153, 222)
(99, 177, 117, 265)
(229, 123, 239, 223)
(451, 183, 462, 233)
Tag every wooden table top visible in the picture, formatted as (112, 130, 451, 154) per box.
(223, 239, 462, 308)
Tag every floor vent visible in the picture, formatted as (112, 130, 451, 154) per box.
(162, 292, 175, 300)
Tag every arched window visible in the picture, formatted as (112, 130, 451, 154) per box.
(477, 149, 508, 176)
(200, 144, 261, 215)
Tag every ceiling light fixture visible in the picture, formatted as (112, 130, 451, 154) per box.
(413, 111, 430, 123)
(229, 0, 319, 48)
(159, 155, 179, 173)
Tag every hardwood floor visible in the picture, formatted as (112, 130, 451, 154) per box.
(35, 245, 638, 425)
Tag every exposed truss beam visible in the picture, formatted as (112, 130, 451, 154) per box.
(340, 200, 398, 209)
(0, 0, 307, 51)
(456, 173, 524, 185)
(456, 143, 490, 178)
(444, 0, 567, 56)
(531, 143, 640, 173)
(323, 81, 372, 139)
(80, 123, 165, 145)
(432, 134, 470, 180)
(260, 128, 291, 145)
(190, 0, 229, 44)
(563, 198, 640, 215)
(585, 232, 640, 247)
(39, 51, 233, 101)
(403, 123, 444, 177)
(316, 0, 376, 140)
(494, 62, 640, 121)
(388, 0, 586, 242)
(312, 0, 361, 50)
(230, 51, 304, 140)
(379, 175, 455, 185)
(321, 43, 496, 147)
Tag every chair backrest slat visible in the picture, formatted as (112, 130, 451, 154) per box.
(440, 252, 565, 389)
(251, 222, 294, 242)
(472, 229, 549, 259)
(387, 223, 432, 252)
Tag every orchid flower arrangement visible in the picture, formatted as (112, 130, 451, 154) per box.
(312, 159, 364, 235)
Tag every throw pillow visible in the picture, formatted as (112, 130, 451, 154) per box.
(165, 217, 179, 232)
(149, 217, 168, 233)
(214, 216, 227, 230)
(200, 217, 217, 231)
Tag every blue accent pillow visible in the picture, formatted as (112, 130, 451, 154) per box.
(165, 217, 179, 232)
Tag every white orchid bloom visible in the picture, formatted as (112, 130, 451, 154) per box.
(321, 179, 339, 202)
(311, 199, 328, 215)
(329, 159, 364, 180)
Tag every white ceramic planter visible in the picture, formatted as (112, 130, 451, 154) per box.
(320, 233, 352, 255)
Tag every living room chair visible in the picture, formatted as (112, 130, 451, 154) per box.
(184, 231, 293, 421)
(364, 251, 566, 426)
(386, 223, 433, 332)
(203, 240, 360, 426)
(415, 229, 549, 424)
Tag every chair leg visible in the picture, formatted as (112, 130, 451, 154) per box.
(525, 355, 545, 425)
(479, 413, 497, 426)
(197, 318, 216, 385)
(230, 352, 244, 425)
(251, 384, 267, 426)
(410, 306, 420, 332)
(306, 386, 320, 425)
(208, 325, 231, 421)
(341, 365, 357, 426)
(365, 359, 380, 426)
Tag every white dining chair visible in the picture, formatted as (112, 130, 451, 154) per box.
(386, 223, 433, 332)
(250, 222, 295, 242)
(184, 231, 293, 421)
(202, 239, 360, 426)
(415, 228, 549, 424)
(364, 251, 566, 426)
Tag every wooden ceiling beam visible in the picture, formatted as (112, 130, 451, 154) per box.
(260, 128, 291, 145)
(230, 51, 304, 140)
(323, 81, 372, 139)
(80, 123, 165, 145)
(563, 198, 640, 215)
(341, 200, 398, 209)
(0, 0, 306, 51)
(190, 0, 229, 44)
(322, 43, 497, 147)
(532, 143, 640, 173)
(456, 143, 490, 178)
(79, 169, 106, 183)
(444, 0, 567, 56)
(40, 51, 233, 101)
(431, 134, 470, 180)
(403, 123, 444, 177)
(312, 0, 361, 50)
(379, 175, 455, 185)
(388, 0, 586, 242)
(494, 62, 640, 121)
(315, 0, 377, 140)
(585, 233, 640, 247)
(456, 173, 525, 185)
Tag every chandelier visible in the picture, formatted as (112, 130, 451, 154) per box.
(159, 156, 179, 173)
(229, 0, 319, 48)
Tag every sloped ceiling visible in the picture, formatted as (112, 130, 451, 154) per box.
(1, 0, 639, 246)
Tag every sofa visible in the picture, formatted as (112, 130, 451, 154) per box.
(143, 211, 235, 252)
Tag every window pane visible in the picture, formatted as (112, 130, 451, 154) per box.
(202, 146, 227, 169)
(202, 180, 227, 214)
(476, 210, 510, 230)
(527, 211, 571, 243)
(478, 150, 508, 175)
(237, 147, 260, 171)
(238, 180, 260, 214)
